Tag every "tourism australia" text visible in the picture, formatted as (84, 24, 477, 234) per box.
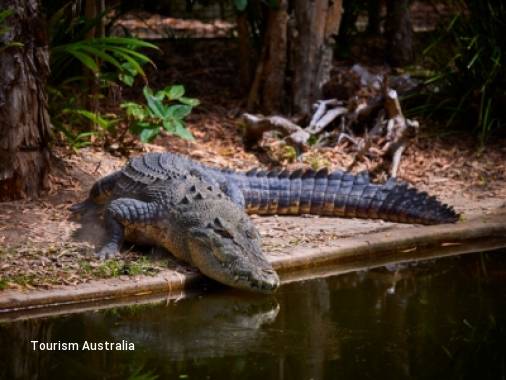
(31, 340, 135, 351)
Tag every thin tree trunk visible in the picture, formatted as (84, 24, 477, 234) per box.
(84, 0, 97, 38)
(248, 0, 343, 116)
(0, 0, 51, 200)
(385, 0, 414, 66)
(98, 0, 106, 37)
(291, 0, 342, 115)
(367, 0, 381, 35)
(237, 11, 255, 93)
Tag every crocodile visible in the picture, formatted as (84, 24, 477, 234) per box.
(72, 152, 458, 293)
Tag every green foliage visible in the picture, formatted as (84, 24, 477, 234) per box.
(0, 8, 13, 38)
(94, 259, 124, 278)
(415, 0, 506, 144)
(126, 256, 155, 276)
(121, 85, 199, 143)
(46, 1, 161, 149)
(51, 36, 158, 86)
(0, 8, 23, 51)
(48, 86, 117, 150)
(81, 256, 159, 278)
(47, 1, 152, 84)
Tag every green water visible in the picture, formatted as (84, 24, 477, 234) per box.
(1, 250, 506, 380)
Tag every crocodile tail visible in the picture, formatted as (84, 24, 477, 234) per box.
(238, 168, 458, 225)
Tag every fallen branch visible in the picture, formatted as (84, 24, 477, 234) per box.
(307, 106, 348, 134)
(241, 113, 310, 152)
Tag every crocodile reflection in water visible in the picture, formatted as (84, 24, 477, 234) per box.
(103, 292, 280, 359)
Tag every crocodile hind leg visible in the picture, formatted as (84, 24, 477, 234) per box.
(190, 168, 245, 208)
(70, 171, 122, 214)
(98, 198, 156, 259)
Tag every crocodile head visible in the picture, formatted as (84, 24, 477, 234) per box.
(187, 210, 279, 294)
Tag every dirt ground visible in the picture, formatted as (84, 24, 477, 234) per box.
(0, 40, 505, 291)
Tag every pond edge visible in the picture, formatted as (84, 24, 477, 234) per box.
(1, 213, 505, 316)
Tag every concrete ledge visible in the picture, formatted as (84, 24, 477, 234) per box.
(0, 213, 505, 318)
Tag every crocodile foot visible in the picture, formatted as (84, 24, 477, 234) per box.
(97, 244, 120, 260)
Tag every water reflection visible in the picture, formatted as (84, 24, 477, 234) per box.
(0, 250, 505, 380)
(108, 292, 280, 359)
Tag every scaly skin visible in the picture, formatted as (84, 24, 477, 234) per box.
(216, 168, 458, 224)
(72, 152, 458, 293)
(72, 153, 279, 293)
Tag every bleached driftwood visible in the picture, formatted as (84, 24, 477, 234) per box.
(308, 99, 346, 134)
(242, 113, 310, 151)
(382, 89, 418, 176)
(307, 106, 348, 135)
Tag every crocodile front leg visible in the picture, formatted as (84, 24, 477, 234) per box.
(98, 198, 156, 259)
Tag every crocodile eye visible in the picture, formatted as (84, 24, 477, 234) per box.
(215, 228, 234, 239)
(211, 217, 234, 239)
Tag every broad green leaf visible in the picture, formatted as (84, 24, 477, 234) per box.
(121, 102, 146, 120)
(139, 127, 160, 143)
(162, 120, 175, 132)
(154, 89, 166, 102)
(167, 85, 185, 100)
(168, 104, 192, 119)
(179, 97, 200, 107)
(119, 73, 134, 86)
(143, 87, 165, 118)
(143, 86, 153, 98)
(121, 61, 140, 76)
(174, 120, 194, 141)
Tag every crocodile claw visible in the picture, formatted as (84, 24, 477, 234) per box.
(97, 244, 120, 260)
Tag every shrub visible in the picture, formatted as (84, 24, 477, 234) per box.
(122, 86, 199, 143)
(417, 0, 506, 145)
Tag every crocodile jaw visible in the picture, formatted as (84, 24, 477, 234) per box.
(199, 256, 280, 294)
(187, 227, 279, 294)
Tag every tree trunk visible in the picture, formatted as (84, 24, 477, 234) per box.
(237, 11, 255, 93)
(247, 0, 343, 116)
(84, 0, 97, 38)
(385, 0, 414, 67)
(0, 0, 51, 200)
(367, 0, 381, 35)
